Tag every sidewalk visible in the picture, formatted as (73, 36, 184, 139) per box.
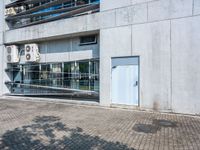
(0, 99, 199, 150)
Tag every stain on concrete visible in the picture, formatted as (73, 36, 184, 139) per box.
(153, 119, 177, 128)
(133, 124, 161, 134)
(153, 101, 159, 111)
(133, 119, 177, 134)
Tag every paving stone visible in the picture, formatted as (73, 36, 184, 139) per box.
(0, 99, 199, 150)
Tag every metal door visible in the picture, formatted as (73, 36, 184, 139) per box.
(112, 57, 139, 105)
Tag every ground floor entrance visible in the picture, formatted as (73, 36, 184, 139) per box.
(111, 57, 139, 106)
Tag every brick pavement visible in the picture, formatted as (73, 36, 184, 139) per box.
(0, 99, 200, 150)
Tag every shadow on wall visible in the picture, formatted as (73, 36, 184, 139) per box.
(0, 116, 135, 150)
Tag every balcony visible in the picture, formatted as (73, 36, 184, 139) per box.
(5, 0, 100, 29)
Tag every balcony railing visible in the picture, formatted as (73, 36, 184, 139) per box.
(5, 0, 100, 29)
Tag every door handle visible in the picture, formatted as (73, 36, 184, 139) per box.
(135, 81, 138, 86)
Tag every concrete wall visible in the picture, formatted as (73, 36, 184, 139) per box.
(0, 1, 5, 95)
(100, 0, 200, 115)
(4, 13, 100, 44)
(171, 16, 200, 114)
(0, 45, 4, 96)
(2, 0, 200, 114)
(18, 36, 99, 64)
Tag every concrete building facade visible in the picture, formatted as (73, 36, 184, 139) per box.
(1, 0, 200, 115)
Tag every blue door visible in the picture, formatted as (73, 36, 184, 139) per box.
(112, 57, 139, 106)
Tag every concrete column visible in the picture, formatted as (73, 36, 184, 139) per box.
(0, 1, 5, 95)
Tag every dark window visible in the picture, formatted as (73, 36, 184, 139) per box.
(91, 0, 100, 3)
(80, 35, 97, 46)
(63, 62, 71, 88)
(76, 0, 89, 5)
(40, 64, 51, 86)
(79, 61, 90, 90)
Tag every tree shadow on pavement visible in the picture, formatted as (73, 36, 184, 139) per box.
(0, 116, 135, 150)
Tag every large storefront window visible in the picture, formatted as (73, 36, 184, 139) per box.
(8, 59, 99, 101)
(63, 62, 71, 88)
(23, 64, 40, 85)
(79, 61, 90, 91)
(51, 63, 62, 87)
(40, 64, 51, 86)
(90, 60, 99, 92)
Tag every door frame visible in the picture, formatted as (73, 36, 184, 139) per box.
(110, 56, 140, 107)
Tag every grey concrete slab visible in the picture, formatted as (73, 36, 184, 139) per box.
(100, 26, 132, 106)
(100, 10, 116, 29)
(0, 32, 3, 45)
(0, 1, 4, 33)
(100, 26, 132, 57)
(0, 45, 4, 96)
(132, 20, 171, 111)
(194, 0, 200, 15)
(4, 14, 99, 44)
(1, 45, 10, 95)
(132, 0, 156, 5)
(116, 3, 147, 26)
(171, 16, 200, 115)
(148, 0, 193, 21)
(101, 0, 132, 11)
(132, 3, 148, 24)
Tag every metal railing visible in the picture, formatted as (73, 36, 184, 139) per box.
(6, 0, 100, 29)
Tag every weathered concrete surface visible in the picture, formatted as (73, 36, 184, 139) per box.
(99, 0, 200, 114)
(100, 26, 132, 106)
(100, 0, 155, 11)
(0, 1, 4, 35)
(0, 32, 3, 45)
(0, 1, 4, 96)
(2, 0, 200, 115)
(100, 20, 171, 112)
(171, 16, 200, 115)
(101, 0, 132, 11)
(132, 21, 171, 111)
(194, 0, 200, 15)
(116, 3, 147, 26)
(148, 0, 193, 21)
(0, 46, 4, 96)
(17, 36, 99, 64)
(4, 13, 100, 44)
(0, 99, 200, 150)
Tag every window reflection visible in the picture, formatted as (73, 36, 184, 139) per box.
(79, 61, 90, 91)
(63, 62, 71, 88)
(51, 63, 62, 87)
(40, 64, 50, 86)
(9, 59, 99, 100)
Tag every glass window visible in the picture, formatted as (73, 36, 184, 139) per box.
(51, 63, 62, 87)
(11, 65, 22, 94)
(9, 59, 99, 100)
(91, 0, 100, 2)
(78, 61, 90, 91)
(40, 64, 50, 86)
(71, 62, 79, 89)
(13, 65, 21, 83)
(90, 60, 99, 91)
(23, 64, 39, 85)
(80, 35, 97, 46)
(76, 0, 89, 5)
(64, 62, 71, 88)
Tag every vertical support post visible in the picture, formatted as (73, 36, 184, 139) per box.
(89, 60, 91, 91)
(75, 0, 77, 6)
